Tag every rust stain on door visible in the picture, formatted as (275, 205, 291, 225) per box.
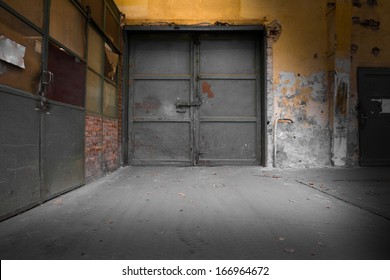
(202, 81, 214, 98)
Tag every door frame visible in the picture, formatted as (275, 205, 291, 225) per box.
(123, 25, 267, 166)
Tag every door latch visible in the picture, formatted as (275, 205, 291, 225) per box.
(42, 71, 54, 85)
(175, 101, 202, 108)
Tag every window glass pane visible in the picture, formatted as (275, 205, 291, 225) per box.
(50, 0, 86, 58)
(82, 0, 104, 30)
(0, 7, 42, 94)
(3, 0, 44, 28)
(86, 70, 102, 113)
(105, 8, 120, 47)
(104, 43, 119, 82)
(369, 98, 390, 114)
(103, 81, 117, 118)
(382, 99, 390, 114)
(47, 42, 86, 107)
(88, 27, 103, 74)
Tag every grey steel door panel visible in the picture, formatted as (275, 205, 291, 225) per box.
(199, 122, 257, 163)
(41, 101, 85, 198)
(130, 36, 193, 165)
(129, 33, 261, 166)
(358, 68, 390, 166)
(134, 80, 191, 120)
(133, 39, 191, 75)
(133, 122, 191, 164)
(197, 37, 260, 165)
(0, 90, 40, 219)
(199, 39, 256, 75)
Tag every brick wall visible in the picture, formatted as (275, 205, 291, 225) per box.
(85, 114, 103, 181)
(102, 117, 119, 172)
(85, 114, 120, 182)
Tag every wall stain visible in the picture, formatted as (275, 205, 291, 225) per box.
(134, 96, 162, 113)
(202, 82, 214, 98)
(336, 80, 348, 116)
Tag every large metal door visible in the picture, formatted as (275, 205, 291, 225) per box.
(129, 32, 262, 166)
(358, 68, 390, 166)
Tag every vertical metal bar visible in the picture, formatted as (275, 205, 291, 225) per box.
(128, 36, 135, 164)
(39, 0, 51, 201)
(255, 36, 261, 165)
(189, 36, 195, 165)
(42, 0, 50, 78)
(260, 31, 267, 166)
(122, 31, 130, 165)
(193, 36, 201, 165)
(83, 11, 91, 178)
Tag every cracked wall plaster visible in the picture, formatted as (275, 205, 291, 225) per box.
(273, 71, 331, 168)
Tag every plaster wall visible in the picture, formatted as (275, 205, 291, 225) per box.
(115, 0, 332, 167)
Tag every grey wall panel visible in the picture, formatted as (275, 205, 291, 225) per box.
(0, 91, 40, 218)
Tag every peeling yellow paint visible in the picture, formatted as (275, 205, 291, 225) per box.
(119, 0, 149, 18)
(115, 0, 328, 77)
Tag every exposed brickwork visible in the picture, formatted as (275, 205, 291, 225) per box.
(85, 114, 120, 181)
(85, 113, 103, 181)
(102, 117, 119, 172)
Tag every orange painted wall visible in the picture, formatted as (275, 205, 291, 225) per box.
(115, 0, 328, 79)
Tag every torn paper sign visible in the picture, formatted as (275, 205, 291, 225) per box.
(0, 35, 26, 69)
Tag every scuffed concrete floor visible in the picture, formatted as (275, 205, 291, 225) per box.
(0, 166, 390, 260)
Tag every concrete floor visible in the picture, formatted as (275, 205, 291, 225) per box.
(0, 166, 389, 260)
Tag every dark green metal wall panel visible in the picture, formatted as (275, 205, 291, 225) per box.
(0, 90, 41, 219)
(41, 102, 85, 198)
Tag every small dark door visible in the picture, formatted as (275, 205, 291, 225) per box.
(128, 32, 262, 166)
(358, 68, 390, 166)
